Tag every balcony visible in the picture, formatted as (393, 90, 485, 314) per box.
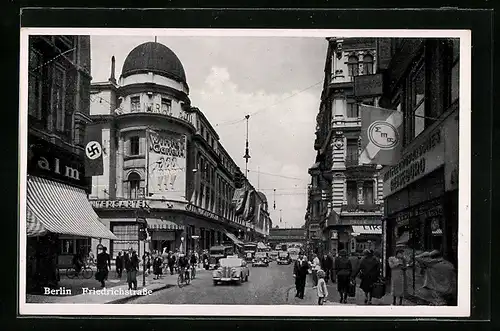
(341, 204, 381, 213)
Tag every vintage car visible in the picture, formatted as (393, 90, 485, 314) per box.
(252, 251, 269, 267)
(269, 250, 279, 261)
(212, 257, 250, 285)
(277, 251, 291, 265)
(208, 245, 234, 270)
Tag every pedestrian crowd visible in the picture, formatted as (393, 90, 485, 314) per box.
(294, 247, 457, 306)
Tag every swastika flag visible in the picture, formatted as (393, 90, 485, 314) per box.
(359, 104, 403, 166)
(84, 124, 104, 176)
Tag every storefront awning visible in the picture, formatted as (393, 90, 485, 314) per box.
(224, 231, 244, 246)
(147, 218, 184, 230)
(26, 176, 118, 240)
(352, 225, 382, 235)
(396, 231, 410, 246)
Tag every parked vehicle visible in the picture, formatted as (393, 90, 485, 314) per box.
(252, 251, 269, 267)
(208, 245, 234, 270)
(277, 251, 292, 265)
(212, 257, 250, 285)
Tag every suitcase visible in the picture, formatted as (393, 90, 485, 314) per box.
(347, 280, 356, 297)
(371, 280, 386, 299)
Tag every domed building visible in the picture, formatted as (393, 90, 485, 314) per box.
(88, 41, 271, 258)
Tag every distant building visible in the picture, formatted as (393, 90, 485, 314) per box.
(89, 41, 271, 258)
(268, 228, 307, 248)
(307, 38, 384, 257)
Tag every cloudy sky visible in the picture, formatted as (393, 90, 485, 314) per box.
(90, 34, 328, 228)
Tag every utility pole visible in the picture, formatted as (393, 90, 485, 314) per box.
(273, 188, 276, 210)
(243, 115, 251, 182)
(257, 166, 260, 191)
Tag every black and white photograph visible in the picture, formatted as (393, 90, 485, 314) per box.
(18, 28, 470, 317)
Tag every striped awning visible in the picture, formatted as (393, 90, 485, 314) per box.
(147, 218, 184, 230)
(352, 225, 382, 235)
(224, 232, 244, 246)
(26, 206, 48, 237)
(26, 176, 118, 240)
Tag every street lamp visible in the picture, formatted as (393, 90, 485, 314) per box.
(180, 236, 185, 254)
(191, 235, 200, 255)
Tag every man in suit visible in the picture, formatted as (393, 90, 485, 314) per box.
(293, 251, 309, 299)
(321, 253, 334, 284)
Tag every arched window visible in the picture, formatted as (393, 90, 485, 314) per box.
(127, 172, 141, 199)
(363, 54, 374, 75)
(347, 55, 359, 77)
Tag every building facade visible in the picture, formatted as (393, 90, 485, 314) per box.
(377, 38, 459, 303)
(26, 35, 117, 293)
(268, 228, 307, 249)
(89, 42, 271, 259)
(308, 38, 384, 257)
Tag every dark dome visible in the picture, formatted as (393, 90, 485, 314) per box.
(121, 42, 187, 83)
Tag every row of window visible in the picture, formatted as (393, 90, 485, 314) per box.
(347, 53, 374, 77)
(397, 39, 459, 146)
(130, 95, 172, 113)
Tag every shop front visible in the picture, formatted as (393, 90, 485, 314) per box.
(382, 110, 458, 304)
(350, 225, 383, 255)
(26, 136, 118, 293)
(91, 199, 247, 257)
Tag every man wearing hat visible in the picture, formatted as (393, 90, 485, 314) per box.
(96, 246, 111, 288)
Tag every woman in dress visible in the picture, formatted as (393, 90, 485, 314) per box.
(388, 249, 407, 305)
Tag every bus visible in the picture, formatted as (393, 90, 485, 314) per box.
(243, 242, 257, 262)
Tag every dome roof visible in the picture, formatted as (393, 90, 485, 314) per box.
(257, 191, 268, 204)
(121, 42, 187, 83)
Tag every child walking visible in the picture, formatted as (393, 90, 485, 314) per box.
(317, 269, 329, 305)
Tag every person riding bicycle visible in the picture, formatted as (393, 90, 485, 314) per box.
(177, 253, 189, 281)
(72, 252, 84, 274)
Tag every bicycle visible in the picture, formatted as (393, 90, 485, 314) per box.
(177, 268, 191, 287)
(66, 265, 93, 279)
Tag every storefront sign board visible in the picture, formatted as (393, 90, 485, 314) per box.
(381, 128, 445, 198)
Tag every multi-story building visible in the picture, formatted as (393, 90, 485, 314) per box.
(26, 35, 117, 293)
(307, 38, 384, 257)
(377, 38, 459, 304)
(268, 228, 307, 249)
(88, 42, 271, 258)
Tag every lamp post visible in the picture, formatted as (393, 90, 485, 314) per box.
(181, 236, 185, 254)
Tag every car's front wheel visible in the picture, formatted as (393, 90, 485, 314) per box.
(213, 280, 218, 286)
(239, 274, 244, 284)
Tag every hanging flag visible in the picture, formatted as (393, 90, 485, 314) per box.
(359, 104, 403, 166)
(233, 188, 248, 216)
(243, 190, 256, 221)
(84, 123, 104, 176)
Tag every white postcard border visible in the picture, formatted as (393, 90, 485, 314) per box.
(18, 28, 472, 317)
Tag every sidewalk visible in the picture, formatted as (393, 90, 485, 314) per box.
(26, 268, 208, 304)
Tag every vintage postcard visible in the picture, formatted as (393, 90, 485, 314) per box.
(18, 28, 470, 317)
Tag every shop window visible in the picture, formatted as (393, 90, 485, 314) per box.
(127, 172, 141, 199)
(129, 136, 140, 156)
(111, 224, 139, 258)
(346, 102, 359, 118)
(28, 48, 43, 120)
(346, 139, 359, 166)
(363, 54, 374, 75)
(52, 65, 66, 133)
(363, 181, 374, 205)
(205, 186, 210, 210)
(60, 239, 75, 255)
(348, 55, 359, 77)
(199, 184, 204, 206)
(406, 62, 426, 142)
(130, 96, 140, 112)
(161, 98, 172, 114)
(346, 181, 358, 207)
(449, 39, 460, 106)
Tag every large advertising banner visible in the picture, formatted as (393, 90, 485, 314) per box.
(147, 130, 187, 201)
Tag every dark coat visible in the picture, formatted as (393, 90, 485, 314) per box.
(293, 258, 309, 281)
(96, 252, 111, 270)
(334, 257, 352, 277)
(321, 256, 334, 270)
(115, 255, 123, 268)
(358, 256, 380, 293)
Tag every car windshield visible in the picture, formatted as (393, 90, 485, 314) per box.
(279, 252, 288, 257)
(220, 258, 241, 267)
(255, 252, 266, 257)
